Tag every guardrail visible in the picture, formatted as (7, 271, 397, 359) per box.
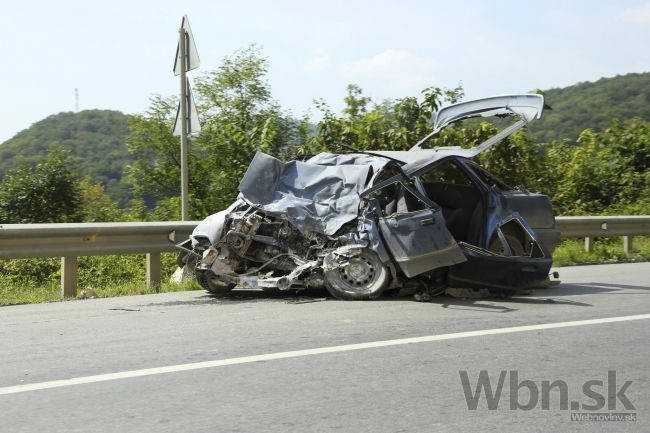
(0, 222, 197, 298)
(555, 216, 650, 255)
(555, 216, 650, 238)
(1, 216, 649, 299)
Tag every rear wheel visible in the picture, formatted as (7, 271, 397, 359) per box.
(488, 234, 526, 256)
(324, 249, 389, 300)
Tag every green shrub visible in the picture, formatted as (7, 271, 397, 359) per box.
(553, 236, 650, 266)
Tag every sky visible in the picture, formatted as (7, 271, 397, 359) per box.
(1, 0, 649, 143)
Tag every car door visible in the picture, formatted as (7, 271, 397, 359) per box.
(367, 180, 467, 278)
(446, 214, 553, 290)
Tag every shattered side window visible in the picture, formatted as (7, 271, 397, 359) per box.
(466, 162, 513, 192)
(368, 163, 430, 216)
(381, 183, 426, 216)
(419, 160, 473, 187)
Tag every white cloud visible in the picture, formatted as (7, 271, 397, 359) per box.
(622, 2, 650, 23)
(337, 49, 436, 92)
(302, 54, 332, 73)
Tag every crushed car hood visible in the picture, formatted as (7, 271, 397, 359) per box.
(238, 152, 391, 236)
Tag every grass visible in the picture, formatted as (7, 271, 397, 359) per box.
(552, 236, 650, 266)
(1, 237, 649, 306)
(0, 279, 201, 306)
(0, 253, 201, 306)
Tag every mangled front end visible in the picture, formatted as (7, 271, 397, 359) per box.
(188, 152, 392, 298)
(184, 150, 555, 299)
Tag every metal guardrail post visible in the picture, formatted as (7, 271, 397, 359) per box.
(146, 252, 161, 291)
(61, 256, 78, 298)
(623, 236, 633, 256)
(585, 237, 594, 253)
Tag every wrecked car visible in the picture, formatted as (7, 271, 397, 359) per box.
(177, 94, 560, 300)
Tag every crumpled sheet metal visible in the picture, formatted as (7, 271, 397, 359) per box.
(305, 152, 389, 172)
(238, 152, 388, 236)
(191, 199, 243, 247)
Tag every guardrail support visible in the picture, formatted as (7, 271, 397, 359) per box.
(584, 237, 594, 253)
(146, 252, 161, 291)
(623, 236, 633, 256)
(61, 256, 78, 298)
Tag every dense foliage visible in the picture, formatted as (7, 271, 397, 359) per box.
(0, 110, 132, 205)
(124, 49, 650, 219)
(126, 46, 300, 220)
(1, 48, 649, 304)
(529, 72, 650, 143)
(0, 148, 82, 223)
(541, 118, 650, 215)
(0, 147, 126, 224)
(0, 48, 648, 222)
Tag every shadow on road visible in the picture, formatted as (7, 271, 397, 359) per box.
(435, 295, 592, 311)
(138, 288, 330, 308)
(560, 282, 650, 292)
(138, 279, 648, 310)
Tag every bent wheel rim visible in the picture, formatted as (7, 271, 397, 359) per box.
(328, 249, 386, 296)
(338, 255, 377, 288)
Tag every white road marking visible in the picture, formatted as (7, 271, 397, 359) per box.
(1, 313, 649, 396)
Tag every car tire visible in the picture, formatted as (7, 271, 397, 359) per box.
(323, 248, 389, 300)
(196, 269, 235, 296)
(488, 234, 526, 256)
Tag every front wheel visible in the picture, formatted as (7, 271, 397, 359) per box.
(196, 269, 235, 296)
(323, 248, 389, 300)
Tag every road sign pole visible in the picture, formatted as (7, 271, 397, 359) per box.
(179, 28, 189, 221)
(173, 15, 200, 221)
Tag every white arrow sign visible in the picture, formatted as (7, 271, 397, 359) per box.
(173, 15, 200, 76)
(173, 82, 201, 136)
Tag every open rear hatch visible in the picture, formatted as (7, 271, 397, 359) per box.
(410, 94, 545, 156)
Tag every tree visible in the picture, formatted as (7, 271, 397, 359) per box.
(78, 176, 123, 222)
(126, 45, 299, 219)
(126, 45, 650, 221)
(125, 95, 181, 210)
(0, 110, 133, 206)
(342, 84, 371, 120)
(546, 118, 650, 215)
(0, 148, 82, 223)
(478, 128, 545, 192)
(305, 83, 465, 154)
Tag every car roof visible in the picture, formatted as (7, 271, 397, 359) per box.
(362, 149, 465, 175)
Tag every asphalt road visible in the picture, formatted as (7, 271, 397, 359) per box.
(1, 262, 649, 433)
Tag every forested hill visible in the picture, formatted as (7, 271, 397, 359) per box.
(0, 110, 132, 205)
(0, 73, 647, 207)
(530, 72, 650, 143)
